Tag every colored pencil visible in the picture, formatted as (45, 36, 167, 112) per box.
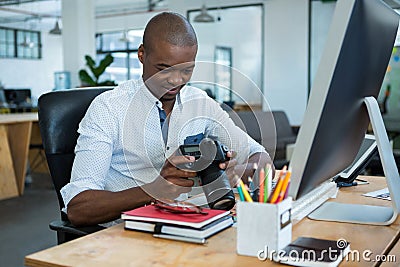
(237, 185, 245, 201)
(264, 164, 272, 203)
(275, 171, 291, 203)
(259, 167, 265, 203)
(268, 168, 286, 203)
(240, 179, 253, 202)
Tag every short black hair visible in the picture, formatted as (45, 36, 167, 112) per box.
(143, 12, 197, 53)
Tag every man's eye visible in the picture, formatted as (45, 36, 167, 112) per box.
(159, 68, 172, 73)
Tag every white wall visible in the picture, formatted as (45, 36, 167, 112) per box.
(264, 0, 309, 126)
(62, 0, 95, 88)
(0, 32, 63, 102)
(96, 12, 155, 33)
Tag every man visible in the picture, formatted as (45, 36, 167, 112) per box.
(61, 12, 272, 227)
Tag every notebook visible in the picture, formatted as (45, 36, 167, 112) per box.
(125, 215, 233, 239)
(121, 204, 230, 228)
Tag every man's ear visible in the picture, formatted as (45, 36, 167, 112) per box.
(138, 44, 145, 64)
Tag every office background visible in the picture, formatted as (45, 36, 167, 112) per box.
(1, 0, 400, 266)
(1, 0, 399, 125)
(3, 0, 397, 125)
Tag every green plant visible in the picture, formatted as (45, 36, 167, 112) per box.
(79, 54, 117, 86)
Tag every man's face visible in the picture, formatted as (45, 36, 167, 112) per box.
(138, 41, 197, 102)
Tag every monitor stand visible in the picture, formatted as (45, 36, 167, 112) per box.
(308, 97, 400, 225)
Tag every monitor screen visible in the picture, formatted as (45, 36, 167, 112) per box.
(288, 0, 399, 200)
(4, 89, 32, 106)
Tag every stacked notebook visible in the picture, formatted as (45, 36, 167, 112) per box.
(121, 205, 233, 240)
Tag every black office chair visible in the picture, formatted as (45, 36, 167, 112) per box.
(229, 110, 298, 169)
(38, 87, 113, 244)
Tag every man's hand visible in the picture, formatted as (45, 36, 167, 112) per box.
(219, 151, 274, 188)
(217, 151, 241, 187)
(142, 155, 197, 200)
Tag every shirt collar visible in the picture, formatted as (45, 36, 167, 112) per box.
(140, 77, 183, 111)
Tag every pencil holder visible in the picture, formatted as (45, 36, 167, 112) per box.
(236, 197, 292, 258)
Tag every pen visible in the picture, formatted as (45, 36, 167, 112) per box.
(355, 178, 369, 185)
(153, 234, 207, 244)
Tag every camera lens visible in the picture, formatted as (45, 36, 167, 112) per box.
(202, 172, 235, 210)
(209, 191, 236, 210)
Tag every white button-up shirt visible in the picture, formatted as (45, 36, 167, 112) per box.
(60, 79, 266, 223)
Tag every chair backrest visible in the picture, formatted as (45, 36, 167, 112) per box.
(272, 111, 295, 140)
(228, 110, 296, 161)
(38, 87, 113, 220)
(228, 110, 275, 158)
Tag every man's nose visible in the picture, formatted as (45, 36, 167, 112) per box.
(167, 71, 184, 86)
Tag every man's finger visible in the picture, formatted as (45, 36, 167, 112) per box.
(167, 155, 195, 166)
(219, 158, 238, 169)
(226, 150, 237, 158)
(164, 168, 197, 178)
(166, 177, 195, 187)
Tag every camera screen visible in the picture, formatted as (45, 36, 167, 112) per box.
(183, 146, 199, 153)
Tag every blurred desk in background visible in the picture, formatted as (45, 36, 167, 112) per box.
(28, 121, 49, 174)
(0, 113, 38, 200)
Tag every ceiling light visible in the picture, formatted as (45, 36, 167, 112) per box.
(20, 35, 34, 48)
(194, 4, 215, 23)
(119, 30, 132, 43)
(49, 20, 62, 35)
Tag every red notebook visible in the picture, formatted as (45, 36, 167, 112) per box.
(121, 205, 230, 228)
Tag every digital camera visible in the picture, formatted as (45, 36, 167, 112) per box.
(178, 138, 236, 210)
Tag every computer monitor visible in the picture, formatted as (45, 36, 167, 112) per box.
(334, 134, 378, 184)
(4, 89, 32, 106)
(288, 0, 400, 224)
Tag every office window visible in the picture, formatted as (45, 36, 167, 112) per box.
(214, 46, 232, 103)
(188, 4, 263, 107)
(0, 27, 41, 59)
(0, 28, 15, 57)
(96, 30, 143, 84)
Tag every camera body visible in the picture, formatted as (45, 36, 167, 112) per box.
(179, 139, 235, 210)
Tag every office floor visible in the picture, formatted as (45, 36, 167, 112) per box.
(0, 172, 59, 267)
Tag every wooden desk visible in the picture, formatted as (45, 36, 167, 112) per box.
(0, 113, 38, 200)
(25, 176, 400, 267)
(381, 239, 400, 267)
(28, 121, 49, 173)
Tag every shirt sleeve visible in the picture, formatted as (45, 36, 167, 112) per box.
(206, 99, 267, 164)
(60, 94, 117, 210)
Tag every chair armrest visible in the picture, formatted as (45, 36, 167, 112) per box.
(49, 220, 105, 236)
